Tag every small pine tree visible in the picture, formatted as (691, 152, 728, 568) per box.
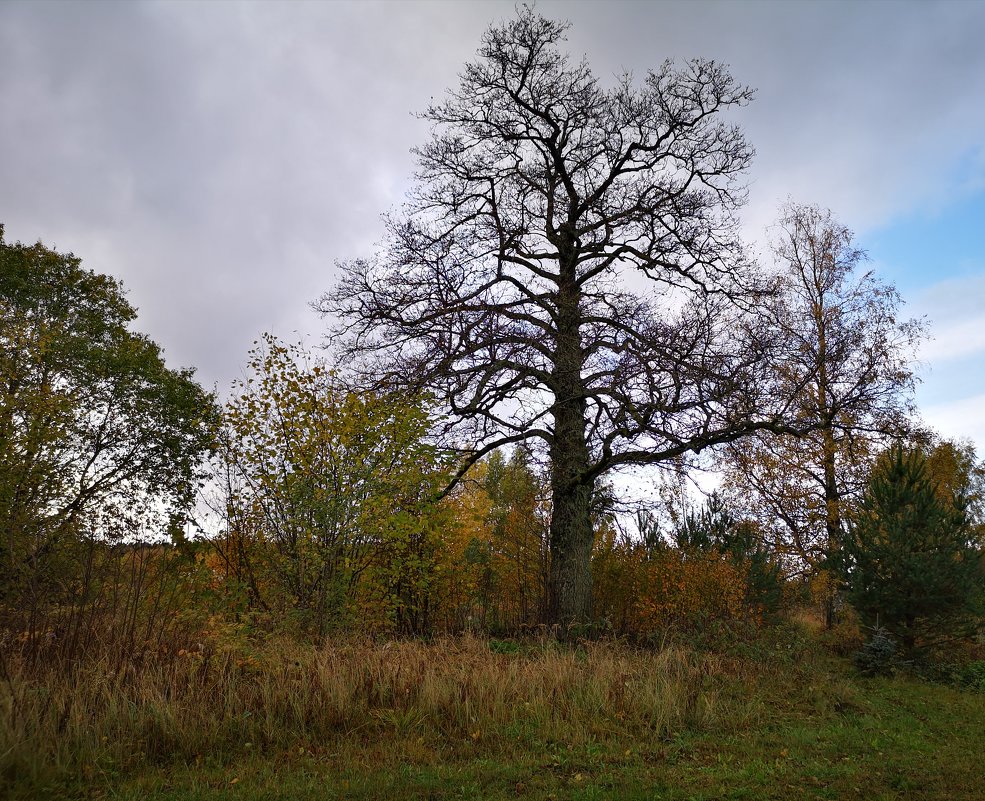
(843, 445, 983, 654)
(853, 627, 900, 676)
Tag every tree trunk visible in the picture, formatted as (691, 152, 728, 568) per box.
(901, 614, 916, 654)
(547, 247, 594, 626)
(821, 424, 842, 629)
(548, 435, 594, 626)
(815, 299, 842, 629)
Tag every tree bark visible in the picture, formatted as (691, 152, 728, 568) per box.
(547, 250, 594, 625)
(821, 430, 841, 629)
(548, 419, 594, 625)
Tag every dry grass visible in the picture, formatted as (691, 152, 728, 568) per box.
(0, 634, 778, 792)
(4, 630, 984, 800)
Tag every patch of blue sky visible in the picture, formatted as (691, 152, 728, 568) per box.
(865, 189, 985, 295)
(864, 180, 985, 450)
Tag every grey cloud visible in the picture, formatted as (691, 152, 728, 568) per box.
(2, 0, 984, 393)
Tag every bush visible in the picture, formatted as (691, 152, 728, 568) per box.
(955, 661, 985, 691)
(817, 609, 865, 656)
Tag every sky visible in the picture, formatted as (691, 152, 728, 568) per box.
(1, 0, 984, 452)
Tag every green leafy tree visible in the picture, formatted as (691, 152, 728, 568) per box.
(843, 444, 984, 653)
(217, 335, 450, 635)
(483, 447, 550, 628)
(0, 225, 218, 614)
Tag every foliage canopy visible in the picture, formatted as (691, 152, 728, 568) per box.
(216, 335, 452, 634)
(722, 203, 922, 592)
(0, 225, 218, 604)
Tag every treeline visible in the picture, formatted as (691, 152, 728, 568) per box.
(1, 222, 982, 675)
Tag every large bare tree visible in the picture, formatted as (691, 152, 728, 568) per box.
(320, 9, 799, 624)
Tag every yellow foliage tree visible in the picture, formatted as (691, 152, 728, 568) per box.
(428, 448, 550, 633)
(215, 335, 450, 636)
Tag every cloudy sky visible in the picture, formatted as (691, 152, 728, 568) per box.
(2, 0, 984, 450)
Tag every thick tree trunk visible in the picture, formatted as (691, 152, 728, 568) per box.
(548, 424, 594, 626)
(815, 304, 842, 629)
(547, 245, 595, 626)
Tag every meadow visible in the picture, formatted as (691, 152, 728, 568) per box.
(3, 620, 982, 800)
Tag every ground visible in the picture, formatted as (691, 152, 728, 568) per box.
(3, 627, 983, 800)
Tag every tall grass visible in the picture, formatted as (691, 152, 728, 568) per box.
(0, 634, 792, 794)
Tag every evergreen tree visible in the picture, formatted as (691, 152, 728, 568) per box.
(843, 445, 983, 653)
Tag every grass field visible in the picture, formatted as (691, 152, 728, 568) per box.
(2, 626, 982, 800)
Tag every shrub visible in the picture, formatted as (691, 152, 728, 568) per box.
(955, 660, 985, 691)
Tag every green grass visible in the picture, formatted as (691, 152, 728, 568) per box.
(3, 632, 983, 800)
